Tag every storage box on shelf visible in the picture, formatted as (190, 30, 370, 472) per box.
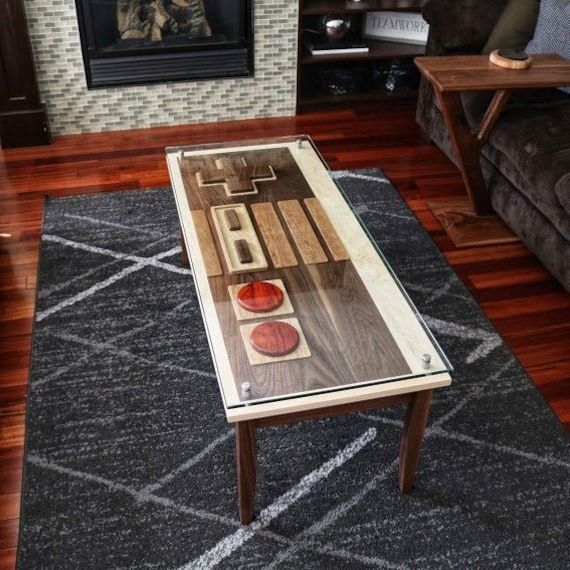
(297, 0, 428, 112)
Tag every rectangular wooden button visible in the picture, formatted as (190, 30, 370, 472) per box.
(304, 198, 350, 261)
(251, 202, 298, 268)
(278, 199, 328, 265)
(224, 209, 241, 231)
(211, 204, 268, 274)
(234, 239, 253, 264)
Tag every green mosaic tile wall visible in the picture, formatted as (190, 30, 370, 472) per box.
(24, 0, 298, 135)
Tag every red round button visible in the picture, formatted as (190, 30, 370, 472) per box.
(250, 321, 300, 357)
(237, 281, 284, 313)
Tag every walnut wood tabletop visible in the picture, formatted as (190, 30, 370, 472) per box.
(415, 54, 570, 246)
(415, 54, 570, 92)
(166, 136, 452, 523)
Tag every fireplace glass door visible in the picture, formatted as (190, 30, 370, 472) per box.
(76, 0, 252, 88)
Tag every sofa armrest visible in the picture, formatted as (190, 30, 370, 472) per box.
(423, 0, 509, 55)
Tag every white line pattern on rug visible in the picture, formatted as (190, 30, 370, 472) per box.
(26, 454, 242, 527)
(42, 234, 191, 275)
(423, 315, 502, 364)
(265, 458, 401, 569)
(360, 414, 570, 469)
(62, 213, 166, 236)
(333, 172, 390, 184)
(46, 331, 217, 379)
(140, 429, 234, 494)
(26, 448, 401, 569)
(33, 299, 194, 387)
(403, 278, 468, 304)
(36, 244, 186, 322)
(271, 408, 570, 570)
(26, 407, 569, 570)
(182, 427, 378, 570)
(434, 359, 515, 427)
(38, 235, 172, 299)
(428, 426, 570, 469)
(264, 357, 531, 567)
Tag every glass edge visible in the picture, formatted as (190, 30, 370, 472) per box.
(165, 135, 312, 156)
(228, 367, 451, 409)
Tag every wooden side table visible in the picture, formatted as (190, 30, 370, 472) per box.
(415, 54, 570, 247)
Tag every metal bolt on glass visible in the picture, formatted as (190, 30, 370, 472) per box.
(241, 382, 251, 397)
(421, 354, 432, 369)
(296, 138, 303, 149)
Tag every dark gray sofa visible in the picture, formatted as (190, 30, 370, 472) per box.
(416, 0, 570, 291)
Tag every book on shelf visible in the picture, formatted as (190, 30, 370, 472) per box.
(304, 31, 369, 55)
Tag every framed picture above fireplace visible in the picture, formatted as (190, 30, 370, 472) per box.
(74, 0, 253, 88)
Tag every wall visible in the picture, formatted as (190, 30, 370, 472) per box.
(23, 0, 298, 135)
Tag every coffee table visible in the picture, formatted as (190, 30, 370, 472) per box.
(166, 136, 452, 523)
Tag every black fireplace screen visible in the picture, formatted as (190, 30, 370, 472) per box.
(76, 0, 253, 88)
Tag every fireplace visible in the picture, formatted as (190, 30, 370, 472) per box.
(75, 0, 253, 88)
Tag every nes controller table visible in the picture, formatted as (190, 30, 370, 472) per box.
(166, 136, 452, 523)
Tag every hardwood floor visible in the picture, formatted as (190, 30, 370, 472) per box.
(1, 100, 569, 566)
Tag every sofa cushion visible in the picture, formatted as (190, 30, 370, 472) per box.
(487, 158, 570, 291)
(482, 0, 540, 54)
(423, 0, 509, 55)
(481, 92, 570, 239)
(526, 0, 570, 94)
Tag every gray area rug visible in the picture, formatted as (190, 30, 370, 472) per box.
(18, 170, 570, 569)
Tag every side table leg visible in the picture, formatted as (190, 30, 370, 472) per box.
(180, 231, 189, 267)
(435, 90, 493, 215)
(399, 389, 433, 494)
(477, 89, 511, 143)
(235, 421, 256, 524)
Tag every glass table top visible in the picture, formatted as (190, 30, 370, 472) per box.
(166, 136, 452, 417)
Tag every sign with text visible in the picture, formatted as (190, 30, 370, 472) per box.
(363, 11, 429, 46)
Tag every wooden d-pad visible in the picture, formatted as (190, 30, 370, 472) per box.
(197, 157, 276, 195)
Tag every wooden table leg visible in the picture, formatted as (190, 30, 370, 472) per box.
(235, 421, 256, 524)
(435, 90, 493, 216)
(477, 89, 511, 143)
(429, 89, 519, 247)
(180, 231, 189, 267)
(399, 389, 433, 494)
(435, 87, 512, 211)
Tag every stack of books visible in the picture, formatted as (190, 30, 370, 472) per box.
(304, 31, 369, 55)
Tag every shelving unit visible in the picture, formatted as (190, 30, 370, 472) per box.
(296, 0, 428, 113)
(301, 86, 418, 106)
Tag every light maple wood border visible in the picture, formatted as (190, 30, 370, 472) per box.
(287, 141, 448, 375)
(226, 373, 451, 422)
